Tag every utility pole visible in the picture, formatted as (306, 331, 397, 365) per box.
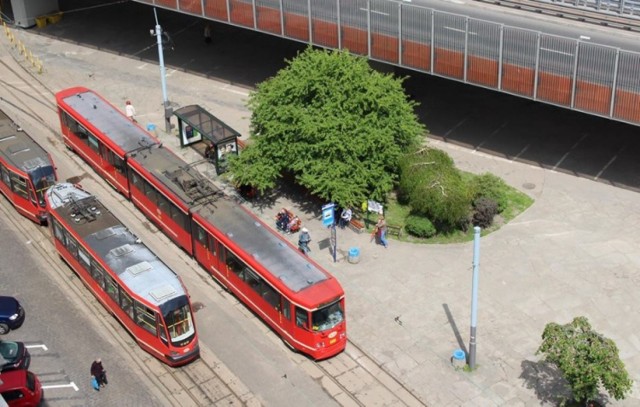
(152, 8, 172, 132)
(468, 226, 481, 370)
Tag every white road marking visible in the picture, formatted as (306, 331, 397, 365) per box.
(552, 133, 588, 170)
(137, 63, 148, 69)
(579, 35, 591, 40)
(42, 382, 79, 391)
(595, 144, 626, 180)
(26, 344, 48, 351)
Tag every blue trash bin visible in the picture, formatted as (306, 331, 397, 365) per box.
(451, 349, 466, 369)
(348, 247, 360, 264)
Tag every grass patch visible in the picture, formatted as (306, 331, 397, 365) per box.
(382, 172, 534, 244)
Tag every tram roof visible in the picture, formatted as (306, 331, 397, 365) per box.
(195, 199, 330, 294)
(0, 110, 53, 174)
(57, 88, 158, 154)
(46, 183, 187, 308)
(130, 148, 331, 294)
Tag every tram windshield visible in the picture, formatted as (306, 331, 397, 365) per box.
(161, 296, 196, 345)
(29, 165, 56, 207)
(312, 300, 344, 332)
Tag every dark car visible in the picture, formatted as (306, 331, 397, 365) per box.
(0, 340, 31, 372)
(0, 296, 25, 335)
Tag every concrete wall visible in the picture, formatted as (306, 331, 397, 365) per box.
(12, 0, 59, 27)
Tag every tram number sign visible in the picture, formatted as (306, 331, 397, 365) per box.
(322, 203, 335, 227)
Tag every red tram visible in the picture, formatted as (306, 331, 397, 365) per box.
(0, 110, 57, 224)
(45, 183, 199, 366)
(56, 86, 346, 359)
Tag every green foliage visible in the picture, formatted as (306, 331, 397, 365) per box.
(537, 317, 633, 404)
(471, 173, 509, 213)
(404, 215, 436, 238)
(228, 46, 425, 207)
(472, 197, 498, 228)
(398, 147, 471, 229)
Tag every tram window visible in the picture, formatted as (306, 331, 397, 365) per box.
(170, 205, 189, 232)
(52, 218, 64, 242)
(87, 134, 100, 153)
(225, 250, 245, 279)
(28, 184, 37, 205)
(129, 171, 142, 191)
(143, 180, 157, 203)
(10, 173, 28, 199)
(195, 223, 207, 245)
(77, 247, 91, 271)
(245, 269, 263, 293)
(0, 164, 9, 186)
(262, 283, 281, 311)
(105, 275, 120, 304)
(134, 302, 157, 335)
(157, 193, 170, 215)
(112, 155, 125, 174)
(282, 298, 291, 320)
(63, 231, 78, 259)
(120, 291, 134, 320)
(295, 307, 308, 329)
(207, 235, 217, 255)
(90, 262, 106, 289)
(158, 319, 168, 345)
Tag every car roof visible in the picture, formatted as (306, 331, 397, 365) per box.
(0, 296, 18, 313)
(0, 368, 27, 389)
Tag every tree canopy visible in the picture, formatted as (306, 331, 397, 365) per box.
(537, 316, 633, 404)
(228, 47, 425, 207)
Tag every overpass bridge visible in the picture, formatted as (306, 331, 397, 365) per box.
(129, 0, 640, 127)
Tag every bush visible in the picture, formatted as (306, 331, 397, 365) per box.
(472, 197, 498, 228)
(405, 215, 437, 238)
(471, 173, 509, 213)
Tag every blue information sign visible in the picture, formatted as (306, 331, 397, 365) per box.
(322, 203, 335, 227)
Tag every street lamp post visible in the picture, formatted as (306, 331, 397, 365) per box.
(468, 226, 481, 370)
(152, 8, 172, 133)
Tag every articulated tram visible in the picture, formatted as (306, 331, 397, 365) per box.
(0, 110, 57, 224)
(56, 86, 347, 359)
(45, 183, 199, 366)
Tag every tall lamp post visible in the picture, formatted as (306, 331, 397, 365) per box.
(468, 226, 481, 370)
(151, 8, 172, 132)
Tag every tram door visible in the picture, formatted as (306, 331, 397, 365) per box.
(279, 298, 294, 336)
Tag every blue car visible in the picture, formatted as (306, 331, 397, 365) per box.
(0, 296, 25, 335)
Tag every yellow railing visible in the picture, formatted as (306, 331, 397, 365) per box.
(2, 21, 44, 74)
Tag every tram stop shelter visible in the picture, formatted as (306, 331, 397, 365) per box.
(173, 105, 239, 174)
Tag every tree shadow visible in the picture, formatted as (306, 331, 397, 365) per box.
(520, 359, 572, 406)
(519, 360, 611, 406)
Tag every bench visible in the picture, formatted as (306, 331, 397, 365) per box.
(386, 224, 403, 238)
(348, 210, 366, 233)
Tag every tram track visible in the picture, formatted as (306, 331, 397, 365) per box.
(0, 32, 428, 407)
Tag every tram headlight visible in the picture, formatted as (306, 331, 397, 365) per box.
(316, 341, 325, 349)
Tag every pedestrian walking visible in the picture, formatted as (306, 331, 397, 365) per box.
(203, 24, 212, 44)
(90, 358, 108, 390)
(376, 215, 388, 248)
(125, 100, 137, 123)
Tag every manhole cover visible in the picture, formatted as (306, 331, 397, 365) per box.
(522, 182, 536, 190)
(192, 302, 205, 312)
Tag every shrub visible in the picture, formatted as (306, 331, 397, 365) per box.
(405, 215, 437, 238)
(471, 173, 509, 213)
(472, 197, 498, 228)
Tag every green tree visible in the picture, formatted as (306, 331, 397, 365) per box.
(398, 147, 471, 229)
(228, 47, 425, 207)
(537, 316, 633, 405)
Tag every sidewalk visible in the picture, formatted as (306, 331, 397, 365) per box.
(6, 15, 640, 407)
